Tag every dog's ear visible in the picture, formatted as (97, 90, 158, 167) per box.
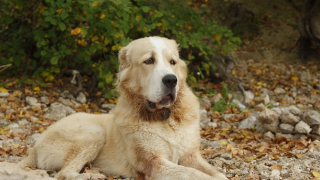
(118, 46, 130, 72)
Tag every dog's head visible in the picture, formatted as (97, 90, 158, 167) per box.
(117, 37, 187, 111)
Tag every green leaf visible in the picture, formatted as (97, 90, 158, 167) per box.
(41, 50, 46, 56)
(44, 16, 52, 22)
(105, 73, 113, 84)
(50, 18, 57, 25)
(42, 11, 50, 16)
(141, 6, 150, 13)
(50, 56, 59, 65)
(58, 22, 66, 31)
(60, 11, 69, 20)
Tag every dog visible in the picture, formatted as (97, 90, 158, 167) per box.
(18, 37, 228, 180)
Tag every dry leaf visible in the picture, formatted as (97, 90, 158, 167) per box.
(313, 171, 320, 177)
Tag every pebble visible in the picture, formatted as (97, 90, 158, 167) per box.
(200, 96, 211, 108)
(26, 96, 41, 107)
(221, 153, 232, 160)
(40, 96, 49, 105)
(264, 131, 274, 142)
(101, 103, 116, 110)
(76, 92, 87, 104)
(8, 123, 19, 129)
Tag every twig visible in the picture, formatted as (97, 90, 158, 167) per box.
(0, 64, 12, 73)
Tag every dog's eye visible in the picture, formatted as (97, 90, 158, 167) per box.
(170, 60, 176, 65)
(144, 58, 154, 65)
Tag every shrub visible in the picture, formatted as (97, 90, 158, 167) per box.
(0, 0, 241, 97)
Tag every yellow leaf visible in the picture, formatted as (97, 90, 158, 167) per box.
(92, 1, 100, 7)
(11, 144, 20, 149)
(313, 171, 320, 177)
(245, 156, 256, 162)
(291, 76, 299, 81)
(100, 13, 105, 19)
(226, 144, 234, 150)
(71, 27, 82, 36)
(56, 8, 63, 14)
(39, 127, 44, 133)
(91, 36, 98, 42)
(219, 140, 227, 146)
(0, 87, 8, 93)
(33, 87, 40, 91)
(296, 154, 305, 158)
(93, 112, 101, 114)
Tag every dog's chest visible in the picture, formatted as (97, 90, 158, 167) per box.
(157, 122, 199, 163)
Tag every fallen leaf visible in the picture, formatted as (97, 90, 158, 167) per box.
(313, 171, 320, 177)
(0, 87, 8, 93)
(219, 140, 228, 146)
(271, 164, 282, 171)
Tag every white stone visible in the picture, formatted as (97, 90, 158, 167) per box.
(221, 153, 232, 160)
(199, 96, 211, 108)
(199, 108, 208, 120)
(280, 112, 300, 125)
(270, 169, 280, 180)
(26, 96, 41, 107)
(258, 109, 279, 124)
(295, 121, 312, 134)
(264, 123, 278, 133)
(0, 92, 9, 97)
(101, 103, 116, 109)
(44, 102, 76, 121)
(311, 125, 320, 135)
(300, 71, 311, 82)
(8, 123, 19, 129)
(303, 110, 320, 126)
(40, 96, 49, 105)
(210, 93, 223, 105)
(239, 113, 262, 130)
(279, 123, 294, 134)
(244, 91, 254, 104)
(76, 92, 87, 104)
(264, 131, 274, 142)
(59, 97, 74, 107)
(274, 87, 286, 95)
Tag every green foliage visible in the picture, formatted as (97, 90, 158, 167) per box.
(211, 83, 232, 114)
(0, 0, 241, 97)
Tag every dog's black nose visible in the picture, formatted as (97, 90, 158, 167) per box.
(162, 74, 177, 88)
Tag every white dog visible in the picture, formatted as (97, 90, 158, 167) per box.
(19, 37, 228, 180)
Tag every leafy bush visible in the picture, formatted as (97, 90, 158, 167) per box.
(0, 0, 240, 97)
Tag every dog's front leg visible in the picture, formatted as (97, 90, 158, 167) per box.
(178, 151, 228, 180)
(141, 158, 219, 180)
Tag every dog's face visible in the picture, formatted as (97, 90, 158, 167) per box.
(118, 37, 187, 110)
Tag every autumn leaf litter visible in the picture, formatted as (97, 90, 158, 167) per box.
(2, 60, 320, 179)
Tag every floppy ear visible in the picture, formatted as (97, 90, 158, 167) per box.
(118, 46, 129, 72)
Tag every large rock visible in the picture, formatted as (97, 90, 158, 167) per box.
(295, 121, 312, 134)
(279, 123, 294, 134)
(258, 109, 279, 124)
(274, 87, 286, 95)
(280, 105, 302, 116)
(239, 112, 261, 129)
(43, 102, 76, 121)
(0, 162, 54, 180)
(311, 125, 320, 135)
(280, 112, 300, 125)
(264, 123, 278, 133)
(303, 110, 320, 126)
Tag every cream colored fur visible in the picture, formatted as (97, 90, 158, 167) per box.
(18, 37, 228, 180)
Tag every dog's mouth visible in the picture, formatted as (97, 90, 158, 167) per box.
(147, 92, 175, 110)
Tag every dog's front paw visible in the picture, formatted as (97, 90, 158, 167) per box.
(74, 173, 106, 180)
